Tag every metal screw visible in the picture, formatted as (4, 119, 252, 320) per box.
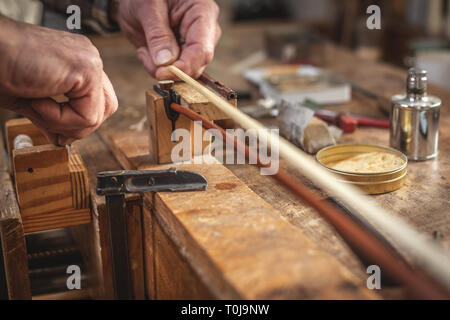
(159, 80, 174, 90)
(111, 176, 118, 184)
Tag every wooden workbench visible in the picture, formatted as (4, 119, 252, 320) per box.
(5, 22, 447, 299)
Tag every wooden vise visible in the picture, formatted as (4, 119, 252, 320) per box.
(5, 118, 91, 234)
(146, 74, 237, 164)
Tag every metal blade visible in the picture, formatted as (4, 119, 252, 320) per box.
(97, 168, 208, 195)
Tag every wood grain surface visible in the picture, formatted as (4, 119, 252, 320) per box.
(109, 130, 377, 299)
(174, 82, 236, 120)
(147, 90, 193, 164)
(0, 129, 31, 299)
(13, 145, 73, 217)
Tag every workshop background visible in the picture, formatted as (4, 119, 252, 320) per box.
(1, 0, 450, 126)
(1, 0, 450, 300)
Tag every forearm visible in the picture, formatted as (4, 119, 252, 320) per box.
(0, 16, 30, 111)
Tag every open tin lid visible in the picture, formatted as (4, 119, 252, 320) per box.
(316, 144, 407, 194)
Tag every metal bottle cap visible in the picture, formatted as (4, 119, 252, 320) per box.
(390, 68, 441, 161)
(406, 68, 427, 97)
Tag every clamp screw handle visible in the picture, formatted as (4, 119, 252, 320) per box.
(159, 80, 175, 90)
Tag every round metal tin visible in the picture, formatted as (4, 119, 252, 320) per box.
(316, 144, 408, 194)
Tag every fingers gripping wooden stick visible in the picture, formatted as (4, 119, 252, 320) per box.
(167, 65, 450, 290)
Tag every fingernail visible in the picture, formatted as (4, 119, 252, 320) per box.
(155, 49, 172, 66)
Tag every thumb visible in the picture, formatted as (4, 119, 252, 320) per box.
(140, 12, 180, 67)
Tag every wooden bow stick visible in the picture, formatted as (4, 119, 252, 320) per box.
(168, 65, 450, 291)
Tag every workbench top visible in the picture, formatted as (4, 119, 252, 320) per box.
(75, 22, 449, 299)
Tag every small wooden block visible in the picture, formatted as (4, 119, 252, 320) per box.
(13, 144, 73, 217)
(5, 118, 48, 174)
(191, 120, 211, 158)
(147, 90, 192, 164)
(8, 130, 91, 233)
(147, 81, 237, 164)
(5, 118, 91, 232)
(0, 128, 31, 299)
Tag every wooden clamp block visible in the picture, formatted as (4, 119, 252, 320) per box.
(13, 144, 72, 215)
(147, 76, 237, 164)
(5, 118, 91, 234)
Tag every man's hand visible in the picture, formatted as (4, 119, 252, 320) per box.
(0, 17, 118, 145)
(117, 0, 221, 79)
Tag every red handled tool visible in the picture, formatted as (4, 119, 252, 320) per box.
(314, 109, 390, 133)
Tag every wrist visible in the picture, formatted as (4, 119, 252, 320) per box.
(0, 16, 21, 52)
(0, 16, 24, 96)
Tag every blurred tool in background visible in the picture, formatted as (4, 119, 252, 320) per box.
(314, 109, 390, 133)
(244, 65, 351, 105)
